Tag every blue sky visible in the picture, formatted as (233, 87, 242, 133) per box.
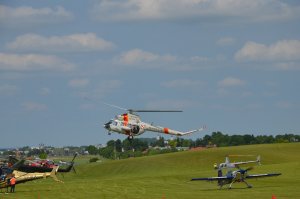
(1, 0, 300, 148)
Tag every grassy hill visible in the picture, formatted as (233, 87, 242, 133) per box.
(2, 143, 300, 199)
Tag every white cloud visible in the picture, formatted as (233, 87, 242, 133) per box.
(190, 56, 209, 62)
(79, 80, 122, 99)
(92, 80, 121, 98)
(274, 62, 300, 71)
(218, 77, 245, 87)
(216, 37, 235, 46)
(216, 88, 230, 96)
(69, 79, 90, 88)
(80, 103, 95, 110)
(22, 102, 47, 111)
(40, 88, 51, 96)
(0, 53, 75, 72)
(0, 5, 73, 26)
(117, 49, 176, 65)
(275, 101, 293, 109)
(7, 33, 115, 52)
(91, 0, 300, 22)
(0, 84, 18, 96)
(161, 79, 204, 89)
(235, 40, 300, 62)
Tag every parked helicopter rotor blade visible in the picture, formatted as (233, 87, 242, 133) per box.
(72, 166, 77, 174)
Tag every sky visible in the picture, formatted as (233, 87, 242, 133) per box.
(0, 0, 300, 148)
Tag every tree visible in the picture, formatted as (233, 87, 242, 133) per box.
(182, 139, 191, 147)
(152, 137, 165, 147)
(86, 145, 98, 155)
(99, 146, 114, 159)
(39, 152, 47, 159)
(168, 139, 177, 149)
(115, 139, 122, 152)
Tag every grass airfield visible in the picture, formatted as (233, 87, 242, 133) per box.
(1, 143, 300, 199)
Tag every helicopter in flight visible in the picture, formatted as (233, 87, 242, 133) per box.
(103, 103, 206, 140)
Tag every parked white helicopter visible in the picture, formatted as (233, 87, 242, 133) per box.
(103, 104, 205, 140)
(214, 155, 261, 170)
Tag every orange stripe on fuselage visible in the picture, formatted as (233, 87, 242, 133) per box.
(163, 128, 169, 134)
(123, 114, 128, 126)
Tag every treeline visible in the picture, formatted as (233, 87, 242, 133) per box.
(195, 132, 300, 147)
(87, 138, 177, 159)
(86, 132, 300, 160)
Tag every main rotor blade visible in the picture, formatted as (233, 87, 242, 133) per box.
(102, 102, 127, 111)
(84, 97, 183, 113)
(83, 97, 128, 111)
(128, 109, 183, 113)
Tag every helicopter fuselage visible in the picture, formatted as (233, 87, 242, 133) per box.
(104, 113, 205, 139)
(104, 119, 146, 136)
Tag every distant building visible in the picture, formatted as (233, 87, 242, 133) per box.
(95, 144, 106, 149)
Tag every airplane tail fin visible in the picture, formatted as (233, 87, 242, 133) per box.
(225, 156, 230, 164)
(257, 155, 261, 165)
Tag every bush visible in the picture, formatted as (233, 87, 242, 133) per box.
(89, 157, 99, 163)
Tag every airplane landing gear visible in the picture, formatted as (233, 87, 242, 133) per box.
(244, 180, 252, 188)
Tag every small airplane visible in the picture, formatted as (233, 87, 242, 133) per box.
(103, 104, 205, 140)
(191, 167, 281, 189)
(214, 155, 261, 170)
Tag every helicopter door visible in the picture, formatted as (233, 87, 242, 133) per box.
(131, 125, 140, 134)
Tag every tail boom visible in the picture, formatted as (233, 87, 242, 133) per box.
(146, 125, 206, 136)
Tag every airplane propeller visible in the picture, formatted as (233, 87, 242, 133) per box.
(245, 167, 254, 172)
(241, 167, 254, 175)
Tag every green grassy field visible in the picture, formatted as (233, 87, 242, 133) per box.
(1, 143, 300, 199)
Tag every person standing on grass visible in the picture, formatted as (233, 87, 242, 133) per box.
(10, 175, 16, 193)
(6, 176, 10, 193)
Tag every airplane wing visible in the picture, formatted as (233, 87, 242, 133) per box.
(246, 173, 281, 179)
(191, 176, 232, 181)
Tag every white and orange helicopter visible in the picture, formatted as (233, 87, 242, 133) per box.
(103, 103, 206, 140)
